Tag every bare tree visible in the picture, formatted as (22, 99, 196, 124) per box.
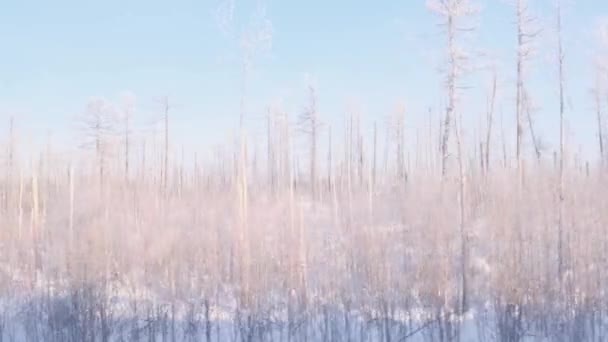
(455, 111, 468, 314)
(3, 116, 15, 213)
(267, 108, 276, 192)
(162, 97, 170, 193)
(228, 2, 272, 130)
(120, 93, 136, 182)
(522, 89, 542, 162)
(299, 85, 322, 200)
(594, 73, 605, 167)
(81, 98, 114, 189)
(484, 70, 497, 173)
(328, 125, 333, 192)
(556, 0, 566, 280)
(393, 106, 407, 182)
(595, 23, 608, 168)
(514, 0, 539, 176)
(373, 121, 377, 187)
(429, 0, 477, 319)
(428, 0, 476, 177)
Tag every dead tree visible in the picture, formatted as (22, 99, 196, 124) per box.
(514, 0, 539, 176)
(522, 89, 542, 162)
(328, 125, 333, 192)
(81, 98, 114, 190)
(429, 0, 477, 316)
(237, 4, 272, 130)
(556, 0, 566, 280)
(4, 116, 15, 213)
(428, 0, 476, 177)
(455, 113, 468, 314)
(267, 108, 276, 192)
(373, 121, 378, 187)
(484, 70, 497, 173)
(162, 97, 170, 194)
(593, 21, 608, 169)
(298, 85, 322, 200)
(393, 107, 407, 183)
(592, 73, 605, 168)
(121, 94, 135, 182)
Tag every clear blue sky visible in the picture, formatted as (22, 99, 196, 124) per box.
(1, 0, 607, 162)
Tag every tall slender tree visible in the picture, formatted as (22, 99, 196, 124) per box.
(81, 98, 114, 190)
(484, 70, 497, 173)
(162, 96, 170, 193)
(556, 0, 566, 280)
(429, 0, 477, 316)
(298, 85, 321, 200)
(428, 0, 476, 177)
(594, 73, 605, 167)
(514, 0, 539, 178)
(121, 93, 135, 182)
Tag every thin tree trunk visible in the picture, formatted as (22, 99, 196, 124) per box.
(455, 116, 468, 314)
(163, 97, 170, 194)
(373, 122, 377, 187)
(441, 11, 456, 178)
(125, 108, 130, 182)
(595, 74, 605, 167)
(557, 0, 566, 280)
(523, 90, 541, 162)
(328, 126, 332, 192)
(516, 0, 525, 182)
(5, 117, 15, 213)
(485, 71, 497, 173)
(69, 163, 75, 253)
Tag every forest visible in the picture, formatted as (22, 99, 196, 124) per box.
(1, 0, 608, 341)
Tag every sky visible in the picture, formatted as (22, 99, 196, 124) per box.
(1, 0, 607, 163)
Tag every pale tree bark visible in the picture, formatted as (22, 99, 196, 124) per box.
(4, 117, 15, 213)
(384, 119, 390, 179)
(485, 71, 497, 173)
(373, 121, 377, 187)
(441, 3, 457, 178)
(327, 125, 332, 192)
(394, 108, 407, 182)
(556, 0, 566, 280)
(298, 85, 321, 200)
(516, 0, 524, 173)
(69, 163, 75, 252)
(237, 136, 250, 307)
(18, 166, 24, 241)
(455, 110, 468, 314)
(523, 89, 542, 162)
(83, 98, 113, 192)
(267, 109, 275, 192)
(162, 96, 170, 194)
(428, 0, 476, 177)
(31, 171, 40, 276)
(514, 0, 539, 180)
(123, 101, 133, 182)
(594, 73, 604, 168)
(428, 0, 476, 316)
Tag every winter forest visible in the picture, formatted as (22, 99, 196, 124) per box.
(1, 0, 608, 341)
